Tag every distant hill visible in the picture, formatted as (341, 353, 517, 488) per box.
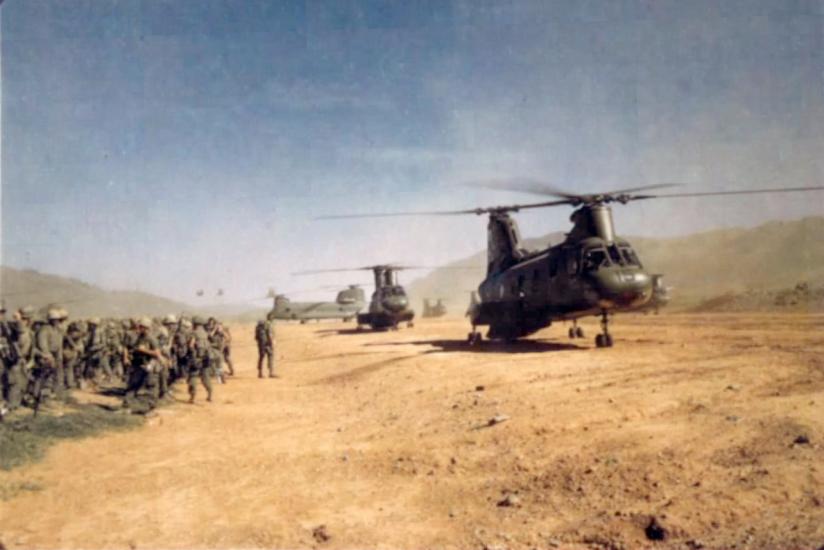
(0, 267, 193, 318)
(407, 217, 824, 311)
(690, 282, 824, 313)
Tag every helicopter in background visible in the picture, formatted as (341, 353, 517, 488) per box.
(422, 298, 448, 318)
(635, 274, 671, 315)
(321, 181, 823, 347)
(295, 265, 416, 330)
(269, 285, 367, 323)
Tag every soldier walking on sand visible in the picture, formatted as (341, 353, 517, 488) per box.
(187, 316, 213, 403)
(255, 311, 277, 378)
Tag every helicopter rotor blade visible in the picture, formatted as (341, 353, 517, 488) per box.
(316, 207, 499, 219)
(316, 199, 573, 220)
(635, 185, 824, 200)
(465, 178, 581, 199)
(465, 179, 681, 200)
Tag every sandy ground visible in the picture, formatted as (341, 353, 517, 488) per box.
(1, 313, 823, 550)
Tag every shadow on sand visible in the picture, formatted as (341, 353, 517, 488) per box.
(315, 328, 394, 337)
(365, 338, 586, 354)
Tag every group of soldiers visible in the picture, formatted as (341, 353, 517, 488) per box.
(0, 302, 239, 418)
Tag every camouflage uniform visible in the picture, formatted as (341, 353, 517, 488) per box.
(255, 313, 277, 378)
(32, 311, 65, 405)
(84, 319, 108, 382)
(207, 318, 226, 384)
(62, 323, 85, 390)
(172, 319, 192, 382)
(221, 324, 235, 376)
(123, 318, 162, 409)
(0, 308, 10, 414)
(187, 317, 213, 403)
(105, 321, 125, 380)
(4, 316, 33, 410)
(155, 324, 172, 399)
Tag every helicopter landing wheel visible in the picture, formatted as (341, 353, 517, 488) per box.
(407, 321, 414, 328)
(568, 327, 576, 339)
(467, 332, 482, 346)
(575, 326, 585, 338)
(595, 309, 613, 348)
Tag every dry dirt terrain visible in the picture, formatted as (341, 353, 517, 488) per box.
(1, 313, 823, 550)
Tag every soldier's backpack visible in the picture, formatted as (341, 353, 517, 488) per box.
(254, 321, 266, 343)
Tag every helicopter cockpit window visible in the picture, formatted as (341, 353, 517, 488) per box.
(583, 247, 609, 271)
(565, 249, 579, 275)
(620, 247, 642, 267)
(607, 244, 623, 265)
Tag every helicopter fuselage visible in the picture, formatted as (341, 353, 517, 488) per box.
(357, 284, 415, 329)
(469, 208, 653, 340)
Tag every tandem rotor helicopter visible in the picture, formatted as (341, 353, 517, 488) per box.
(295, 264, 416, 331)
(320, 181, 823, 348)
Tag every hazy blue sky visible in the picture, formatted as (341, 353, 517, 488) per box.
(2, 0, 823, 303)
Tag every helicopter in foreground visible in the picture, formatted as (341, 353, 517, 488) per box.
(295, 265, 416, 330)
(321, 182, 823, 347)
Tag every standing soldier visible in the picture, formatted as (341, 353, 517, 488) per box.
(221, 323, 235, 376)
(255, 312, 277, 378)
(105, 320, 125, 381)
(84, 318, 106, 384)
(0, 303, 10, 417)
(187, 316, 213, 403)
(62, 321, 85, 390)
(206, 317, 226, 384)
(160, 315, 178, 391)
(172, 317, 192, 382)
(32, 308, 64, 412)
(5, 307, 34, 411)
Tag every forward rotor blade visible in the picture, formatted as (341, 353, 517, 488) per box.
(292, 268, 369, 275)
(316, 207, 491, 219)
(465, 179, 681, 199)
(316, 199, 572, 219)
(465, 178, 580, 199)
(639, 185, 824, 200)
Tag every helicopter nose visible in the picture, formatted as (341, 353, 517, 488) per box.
(383, 295, 408, 312)
(592, 268, 653, 308)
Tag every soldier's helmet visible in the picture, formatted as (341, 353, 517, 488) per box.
(157, 326, 169, 339)
(59, 308, 69, 320)
(19, 305, 35, 319)
(192, 315, 207, 326)
(181, 318, 193, 329)
(47, 308, 62, 321)
(163, 314, 178, 325)
(137, 317, 153, 329)
(88, 316, 101, 325)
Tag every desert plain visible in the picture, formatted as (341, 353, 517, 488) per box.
(1, 313, 823, 550)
